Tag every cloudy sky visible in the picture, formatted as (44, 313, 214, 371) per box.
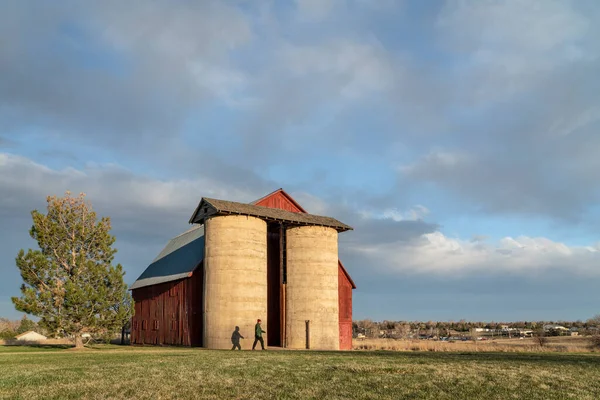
(1, 0, 599, 322)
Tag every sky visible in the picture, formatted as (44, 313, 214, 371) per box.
(1, 0, 599, 322)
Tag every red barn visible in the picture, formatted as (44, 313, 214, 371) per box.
(131, 189, 355, 350)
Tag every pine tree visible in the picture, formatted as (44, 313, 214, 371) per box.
(12, 192, 132, 348)
(16, 315, 37, 334)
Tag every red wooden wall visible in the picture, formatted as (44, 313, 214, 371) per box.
(253, 189, 306, 213)
(338, 263, 353, 350)
(131, 265, 203, 347)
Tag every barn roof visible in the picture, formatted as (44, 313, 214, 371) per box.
(130, 225, 204, 290)
(189, 197, 353, 232)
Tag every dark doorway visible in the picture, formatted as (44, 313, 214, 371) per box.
(189, 262, 204, 347)
(266, 224, 281, 346)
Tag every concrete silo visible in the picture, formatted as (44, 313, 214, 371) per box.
(285, 226, 339, 350)
(203, 215, 268, 349)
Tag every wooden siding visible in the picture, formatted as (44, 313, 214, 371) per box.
(254, 190, 305, 213)
(131, 264, 203, 347)
(338, 263, 353, 350)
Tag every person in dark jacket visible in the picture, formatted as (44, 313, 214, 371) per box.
(252, 319, 266, 350)
(231, 326, 244, 350)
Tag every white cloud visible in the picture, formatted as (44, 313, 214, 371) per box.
(357, 205, 430, 222)
(288, 191, 330, 215)
(92, 0, 254, 104)
(437, 0, 596, 99)
(399, 150, 470, 176)
(0, 153, 260, 236)
(350, 230, 600, 276)
(548, 105, 600, 137)
(438, 0, 591, 67)
(281, 39, 396, 99)
(295, 0, 338, 21)
(382, 205, 429, 221)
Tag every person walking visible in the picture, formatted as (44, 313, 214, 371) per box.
(231, 326, 244, 350)
(252, 319, 266, 350)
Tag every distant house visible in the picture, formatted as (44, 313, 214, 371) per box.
(14, 331, 47, 341)
(543, 324, 569, 332)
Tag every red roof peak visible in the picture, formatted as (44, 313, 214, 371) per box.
(251, 188, 307, 213)
(251, 189, 355, 289)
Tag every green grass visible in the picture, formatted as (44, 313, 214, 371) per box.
(1, 346, 599, 399)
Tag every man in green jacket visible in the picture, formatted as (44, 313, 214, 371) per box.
(252, 319, 266, 350)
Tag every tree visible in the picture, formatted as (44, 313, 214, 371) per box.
(470, 327, 479, 342)
(534, 330, 548, 347)
(12, 192, 132, 349)
(0, 318, 18, 333)
(356, 319, 376, 338)
(587, 315, 600, 350)
(588, 315, 600, 328)
(397, 323, 411, 339)
(16, 315, 37, 334)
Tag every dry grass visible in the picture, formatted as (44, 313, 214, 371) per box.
(0, 345, 599, 399)
(353, 336, 593, 353)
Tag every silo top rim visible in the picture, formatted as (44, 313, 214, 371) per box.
(189, 197, 353, 232)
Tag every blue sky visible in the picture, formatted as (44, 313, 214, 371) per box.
(1, 0, 599, 322)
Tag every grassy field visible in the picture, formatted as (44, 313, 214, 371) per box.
(355, 336, 594, 353)
(1, 346, 599, 399)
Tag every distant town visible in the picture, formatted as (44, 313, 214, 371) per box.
(353, 319, 600, 341)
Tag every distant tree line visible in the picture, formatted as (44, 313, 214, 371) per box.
(353, 317, 600, 339)
(0, 315, 39, 340)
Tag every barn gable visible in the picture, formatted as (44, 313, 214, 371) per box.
(249, 189, 356, 290)
(130, 225, 204, 290)
(251, 188, 307, 213)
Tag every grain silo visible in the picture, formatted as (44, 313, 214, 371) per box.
(286, 226, 340, 350)
(203, 215, 267, 349)
(130, 189, 355, 350)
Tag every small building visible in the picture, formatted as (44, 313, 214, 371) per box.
(14, 331, 47, 341)
(543, 324, 569, 332)
(130, 189, 356, 350)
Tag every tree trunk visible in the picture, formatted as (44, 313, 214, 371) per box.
(74, 335, 84, 349)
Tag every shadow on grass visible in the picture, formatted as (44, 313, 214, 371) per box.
(0, 344, 73, 351)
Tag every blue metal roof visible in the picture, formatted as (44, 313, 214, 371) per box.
(130, 225, 204, 290)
